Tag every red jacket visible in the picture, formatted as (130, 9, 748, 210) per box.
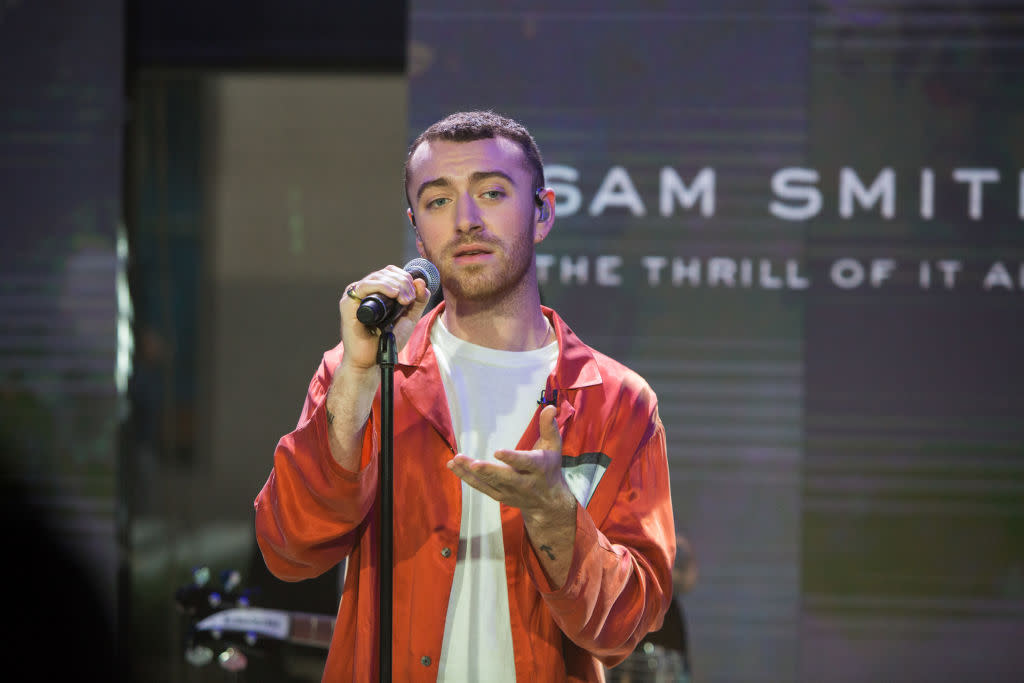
(254, 305, 676, 682)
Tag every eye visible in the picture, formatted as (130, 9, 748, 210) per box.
(425, 197, 451, 209)
(480, 189, 505, 200)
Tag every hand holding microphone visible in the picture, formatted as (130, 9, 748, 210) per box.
(339, 259, 440, 371)
(330, 259, 438, 467)
(355, 258, 440, 331)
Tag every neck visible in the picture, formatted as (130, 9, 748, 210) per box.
(441, 285, 551, 352)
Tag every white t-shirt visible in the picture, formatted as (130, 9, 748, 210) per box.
(430, 317, 558, 683)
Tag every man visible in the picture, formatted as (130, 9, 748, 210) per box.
(254, 111, 676, 682)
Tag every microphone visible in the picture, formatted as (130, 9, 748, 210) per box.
(356, 258, 440, 330)
(537, 389, 559, 405)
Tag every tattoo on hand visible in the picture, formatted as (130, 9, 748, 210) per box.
(326, 408, 335, 426)
(539, 545, 556, 561)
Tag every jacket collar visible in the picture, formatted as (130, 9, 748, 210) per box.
(398, 302, 602, 391)
(396, 303, 601, 452)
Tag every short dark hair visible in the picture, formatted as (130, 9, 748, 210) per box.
(404, 110, 545, 207)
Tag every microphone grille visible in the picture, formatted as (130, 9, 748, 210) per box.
(405, 258, 440, 295)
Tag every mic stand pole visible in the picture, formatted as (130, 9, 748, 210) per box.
(377, 327, 396, 683)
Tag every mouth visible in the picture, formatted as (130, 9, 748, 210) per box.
(451, 244, 495, 261)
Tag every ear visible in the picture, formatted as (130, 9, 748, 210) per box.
(533, 188, 555, 244)
(407, 208, 426, 256)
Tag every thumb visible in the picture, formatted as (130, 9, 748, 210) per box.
(536, 404, 561, 451)
(392, 279, 432, 353)
(407, 279, 431, 320)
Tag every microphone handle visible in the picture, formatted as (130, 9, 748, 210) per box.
(354, 258, 439, 331)
(356, 293, 407, 330)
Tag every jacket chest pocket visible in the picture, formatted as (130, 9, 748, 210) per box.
(559, 450, 611, 508)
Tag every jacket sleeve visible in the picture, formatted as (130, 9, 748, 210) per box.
(521, 408, 676, 668)
(253, 346, 380, 582)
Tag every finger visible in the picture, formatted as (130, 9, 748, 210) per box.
(494, 449, 538, 473)
(373, 267, 419, 306)
(385, 265, 423, 306)
(341, 281, 363, 308)
(535, 404, 561, 451)
(340, 282, 376, 338)
(406, 279, 431, 318)
(450, 456, 514, 481)
(393, 279, 429, 327)
(447, 458, 508, 499)
(391, 279, 433, 350)
(350, 267, 418, 307)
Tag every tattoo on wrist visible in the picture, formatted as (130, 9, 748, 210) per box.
(326, 407, 335, 426)
(539, 545, 556, 561)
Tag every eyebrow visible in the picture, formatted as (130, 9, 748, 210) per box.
(415, 170, 519, 201)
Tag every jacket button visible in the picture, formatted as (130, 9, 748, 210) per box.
(441, 546, 452, 558)
(421, 655, 432, 667)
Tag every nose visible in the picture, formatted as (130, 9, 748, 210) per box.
(454, 194, 483, 234)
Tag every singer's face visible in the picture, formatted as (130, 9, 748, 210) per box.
(406, 137, 549, 304)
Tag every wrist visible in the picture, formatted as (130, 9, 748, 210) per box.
(523, 485, 577, 530)
(336, 358, 382, 388)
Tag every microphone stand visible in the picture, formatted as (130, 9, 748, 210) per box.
(361, 275, 439, 682)
(376, 327, 396, 683)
